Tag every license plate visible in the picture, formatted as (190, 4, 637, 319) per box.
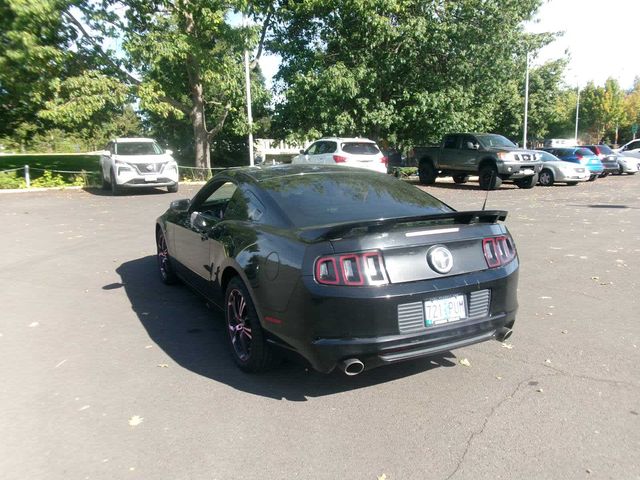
(521, 168, 534, 175)
(424, 295, 466, 326)
(145, 175, 158, 182)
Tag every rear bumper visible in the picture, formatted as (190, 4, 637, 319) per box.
(261, 260, 519, 373)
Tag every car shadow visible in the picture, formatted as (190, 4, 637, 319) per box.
(83, 187, 172, 196)
(112, 255, 457, 400)
(404, 178, 519, 191)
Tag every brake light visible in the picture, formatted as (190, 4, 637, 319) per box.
(482, 236, 516, 268)
(333, 155, 347, 163)
(381, 156, 388, 165)
(315, 251, 388, 286)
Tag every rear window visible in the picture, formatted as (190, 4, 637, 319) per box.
(116, 142, 163, 155)
(596, 145, 614, 154)
(261, 172, 450, 228)
(340, 142, 380, 155)
(576, 148, 595, 156)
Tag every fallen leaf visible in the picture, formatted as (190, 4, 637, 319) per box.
(536, 388, 544, 393)
(495, 375, 503, 380)
(157, 364, 169, 368)
(459, 358, 471, 367)
(561, 329, 568, 334)
(128, 415, 144, 426)
(501, 343, 513, 349)
(545, 359, 552, 364)
(28, 322, 39, 328)
(377, 475, 387, 480)
(591, 276, 599, 280)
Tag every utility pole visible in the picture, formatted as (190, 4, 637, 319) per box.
(574, 85, 580, 142)
(523, 52, 529, 148)
(243, 13, 254, 166)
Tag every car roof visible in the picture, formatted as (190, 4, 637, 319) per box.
(114, 137, 157, 143)
(312, 137, 376, 143)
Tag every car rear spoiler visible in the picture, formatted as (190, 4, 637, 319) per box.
(298, 210, 508, 242)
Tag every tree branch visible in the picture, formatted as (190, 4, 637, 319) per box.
(250, 6, 273, 70)
(61, 9, 191, 116)
(206, 104, 231, 141)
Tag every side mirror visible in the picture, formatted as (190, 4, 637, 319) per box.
(299, 149, 305, 155)
(165, 149, 173, 155)
(170, 198, 190, 213)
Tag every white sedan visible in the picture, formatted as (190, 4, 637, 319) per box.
(100, 138, 179, 195)
(535, 150, 590, 186)
(615, 139, 640, 159)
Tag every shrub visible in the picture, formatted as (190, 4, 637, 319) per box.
(0, 171, 27, 189)
(31, 170, 67, 188)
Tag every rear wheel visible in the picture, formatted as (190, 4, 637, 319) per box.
(599, 172, 609, 178)
(588, 174, 597, 182)
(418, 161, 436, 185)
(538, 169, 554, 187)
(478, 165, 501, 190)
(452, 174, 469, 184)
(225, 277, 276, 373)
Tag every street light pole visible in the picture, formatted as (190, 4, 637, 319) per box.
(523, 52, 529, 148)
(574, 85, 580, 142)
(243, 13, 254, 167)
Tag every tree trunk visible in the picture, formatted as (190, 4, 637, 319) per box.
(190, 80, 210, 169)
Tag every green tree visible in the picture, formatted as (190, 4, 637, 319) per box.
(268, 0, 552, 148)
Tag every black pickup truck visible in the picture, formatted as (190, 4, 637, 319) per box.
(413, 133, 543, 190)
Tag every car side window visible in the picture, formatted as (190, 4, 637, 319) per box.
(323, 141, 337, 154)
(224, 189, 265, 222)
(462, 135, 476, 150)
(195, 181, 238, 219)
(444, 135, 458, 148)
(629, 141, 640, 150)
(306, 142, 319, 155)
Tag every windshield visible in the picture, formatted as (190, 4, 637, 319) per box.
(261, 172, 451, 228)
(116, 142, 163, 155)
(537, 151, 559, 162)
(340, 142, 380, 155)
(475, 134, 517, 149)
(576, 148, 596, 156)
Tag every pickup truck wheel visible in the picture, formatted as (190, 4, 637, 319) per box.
(538, 169, 554, 186)
(418, 162, 436, 185)
(479, 165, 501, 190)
(515, 173, 538, 189)
(453, 174, 469, 184)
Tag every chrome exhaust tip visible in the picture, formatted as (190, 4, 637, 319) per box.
(340, 358, 365, 376)
(495, 327, 513, 342)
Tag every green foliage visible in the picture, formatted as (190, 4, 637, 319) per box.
(268, 0, 552, 148)
(31, 170, 68, 188)
(0, 171, 26, 189)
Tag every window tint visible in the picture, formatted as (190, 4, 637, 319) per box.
(596, 145, 614, 154)
(462, 135, 477, 149)
(322, 141, 337, 154)
(576, 148, 594, 156)
(443, 135, 458, 149)
(628, 141, 640, 150)
(224, 189, 265, 222)
(476, 134, 516, 148)
(306, 142, 319, 155)
(340, 142, 380, 155)
(261, 172, 450, 228)
(115, 142, 163, 155)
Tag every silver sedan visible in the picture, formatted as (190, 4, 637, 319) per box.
(535, 150, 590, 186)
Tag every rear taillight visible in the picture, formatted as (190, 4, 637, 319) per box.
(333, 155, 347, 163)
(482, 236, 516, 268)
(315, 251, 388, 286)
(381, 156, 388, 165)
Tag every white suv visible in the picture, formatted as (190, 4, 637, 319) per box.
(292, 137, 388, 174)
(100, 138, 179, 194)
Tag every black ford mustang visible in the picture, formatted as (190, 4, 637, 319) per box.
(156, 165, 518, 375)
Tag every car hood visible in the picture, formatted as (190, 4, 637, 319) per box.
(114, 154, 173, 163)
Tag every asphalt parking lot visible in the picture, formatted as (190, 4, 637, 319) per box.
(1, 175, 639, 480)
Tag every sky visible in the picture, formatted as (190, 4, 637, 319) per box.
(259, 0, 640, 91)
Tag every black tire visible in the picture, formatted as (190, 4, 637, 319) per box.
(156, 228, 178, 285)
(110, 171, 120, 195)
(167, 183, 179, 193)
(478, 165, 502, 190)
(418, 161, 436, 185)
(588, 174, 597, 182)
(516, 173, 538, 189)
(566, 181, 578, 186)
(225, 277, 276, 373)
(628, 171, 636, 175)
(615, 164, 624, 175)
(452, 174, 469, 184)
(599, 172, 608, 178)
(538, 169, 554, 187)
